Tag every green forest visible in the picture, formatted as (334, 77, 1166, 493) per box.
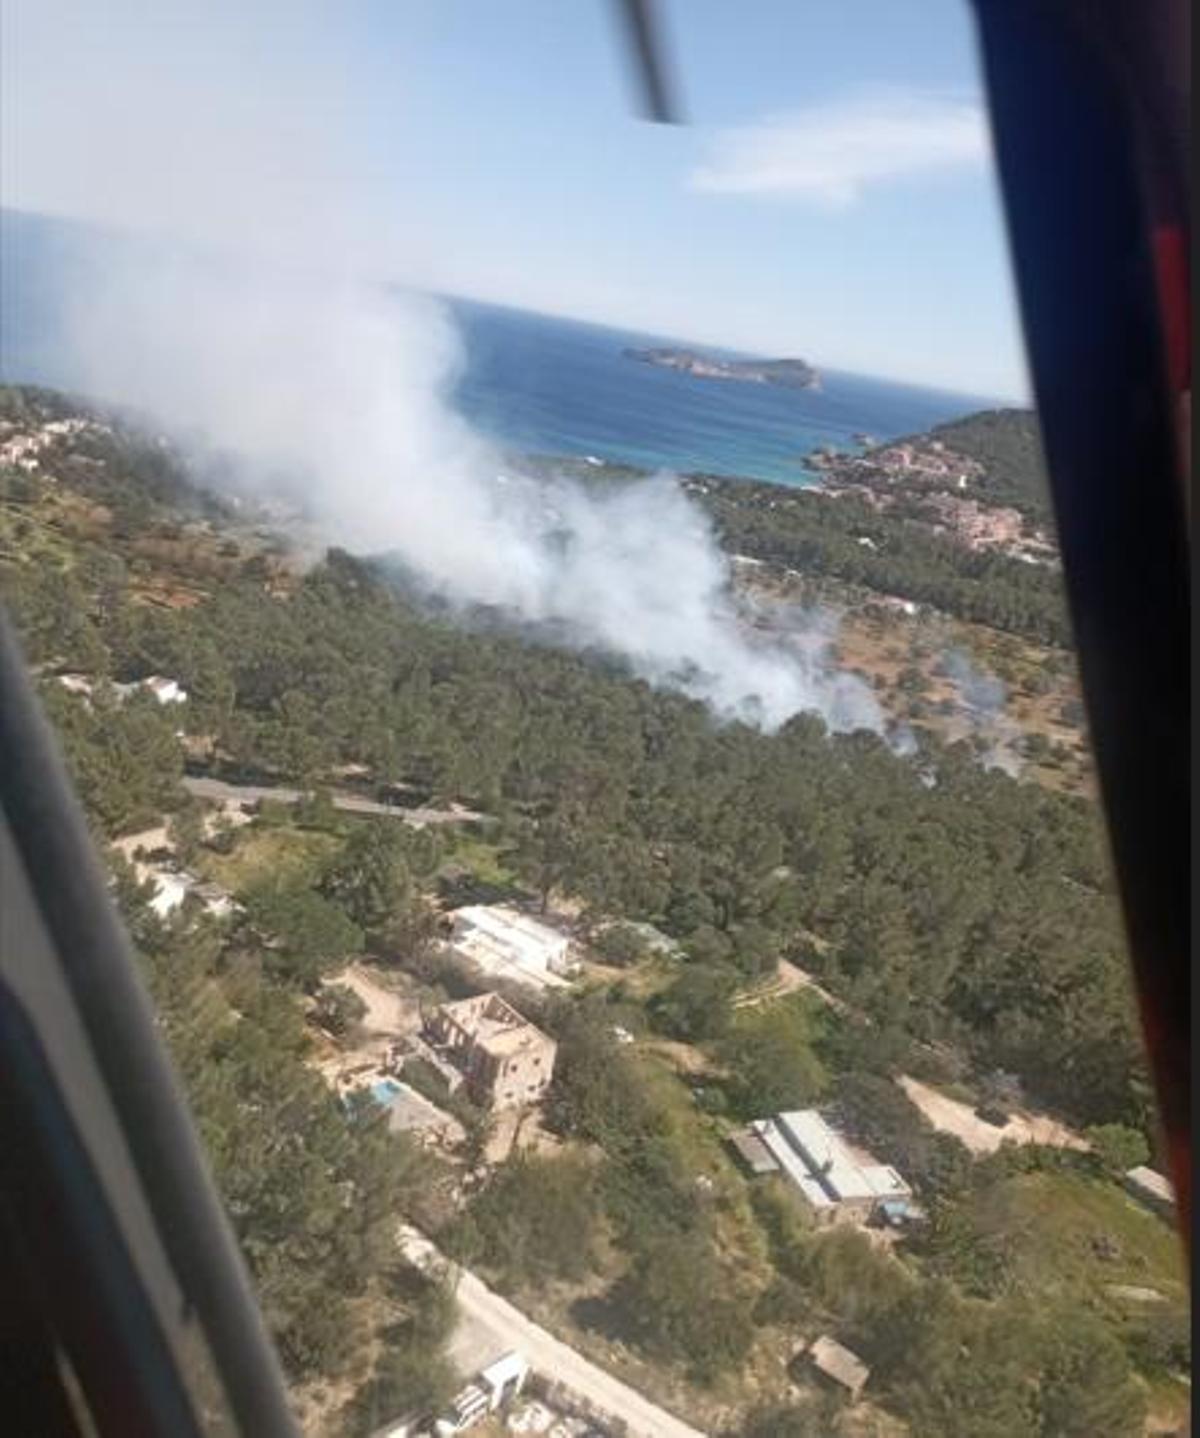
(7, 524, 1140, 1128)
(0, 386, 1186, 1437)
(694, 474, 1070, 648)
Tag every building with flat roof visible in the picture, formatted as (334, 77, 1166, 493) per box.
(748, 1109, 911, 1226)
(433, 1352, 529, 1436)
(1124, 1165, 1175, 1217)
(448, 905, 578, 989)
(805, 1335, 870, 1402)
(425, 993, 556, 1109)
(728, 1129, 780, 1177)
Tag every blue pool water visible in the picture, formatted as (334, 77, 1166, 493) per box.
(370, 1078, 402, 1108)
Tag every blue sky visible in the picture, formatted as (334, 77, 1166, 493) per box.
(2, 0, 1029, 398)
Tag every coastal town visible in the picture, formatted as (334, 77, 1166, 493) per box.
(806, 431, 1058, 567)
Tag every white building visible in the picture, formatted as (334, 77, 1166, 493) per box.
(144, 869, 234, 920)
(112, 675, 188, 706)
(148, 871, 193, 918)
(434, 1352, 529, 1434)
(1124, 1165, 1175, 1216)
(449, 906, 578, 987)
(144, 675, 188, 705)
(57, 673, 95, 698)
(749, 1110, 912, 1226)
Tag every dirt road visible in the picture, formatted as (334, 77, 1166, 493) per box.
(732, 957, 849, 1014)
(898, 1075, 1088, 1156)
(182, 774, 481, 827)
(397, 1227, 706, 1438)
(334, 963, 420, 1039)
(707, 958, 1086, 1161)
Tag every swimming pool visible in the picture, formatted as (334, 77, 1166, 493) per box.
(370, 1078, 402, 1108)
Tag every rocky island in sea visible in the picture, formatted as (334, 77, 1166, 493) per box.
(623, 345, 820, 391)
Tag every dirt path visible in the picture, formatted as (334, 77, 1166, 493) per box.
(182, 774, 482, 827)
(112, 824, 172, 860)
(670, 955, 1086, 1162)
(333, 963, 420, 1040)
(732, 957, 849, 1014)
(398, 1227, 706, 1438)
(898, 1074, 1088, 1155)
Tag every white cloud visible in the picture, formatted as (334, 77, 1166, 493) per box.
(690, 90, 990, 207)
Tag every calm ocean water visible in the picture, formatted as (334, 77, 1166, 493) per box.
(1, 210, 994, 490)
(448, 297, 994, 487)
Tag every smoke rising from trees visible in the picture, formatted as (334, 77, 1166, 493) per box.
(5, 0, 886, 735)
(46, 246, 887, 733)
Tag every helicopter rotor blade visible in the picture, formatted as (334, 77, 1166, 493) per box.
(612, 0, 681, 123)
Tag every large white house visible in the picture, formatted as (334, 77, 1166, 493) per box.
(448, 905, 578, 987)
(747, 1109, 912, 1226)
(143, 869, 235, 920)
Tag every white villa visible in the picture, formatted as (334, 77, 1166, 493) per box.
(448, 905, 578, 987)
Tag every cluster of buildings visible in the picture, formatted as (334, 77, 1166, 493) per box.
(919, 493, 1027, 551)
(731, 1109, 913, 1228)
(330, 908, 571, 1149)
(808, 437, 1057, 566)
(865, 439, 985, 487)
(144, 868, 235, 920)
(378, 1350, 614, 1438)
(0, 416, 110, 470)
(434, 1352, 530, 1436)
(112, 826, 235, 922)
(808, 437, 984, 491)
(116, 675, 188, 705)
(57, 672, 189, 706)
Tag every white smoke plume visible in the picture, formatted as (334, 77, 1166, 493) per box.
(49, 246, 884, 734)
(939, 647, 1022, 775)
(3, 0, 887, 736)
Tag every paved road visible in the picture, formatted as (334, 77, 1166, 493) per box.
(397, 1226, 707, 1438)
(182, 774, 481, 827)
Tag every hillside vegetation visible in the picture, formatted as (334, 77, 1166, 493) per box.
(0, 386, 1186, 1437)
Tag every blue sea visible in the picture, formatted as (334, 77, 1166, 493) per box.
(448, 297, 995, 487)
(1, 209, 996, 489)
